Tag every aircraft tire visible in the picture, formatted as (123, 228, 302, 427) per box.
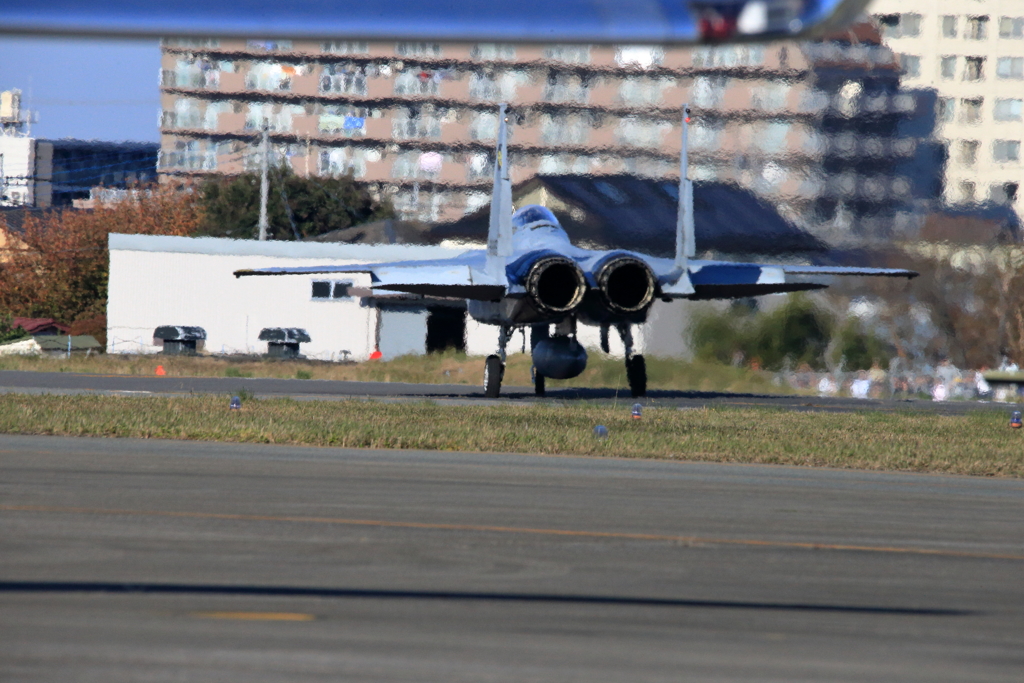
(484, 355, 503, 398)
(533, 368, 546, 397)
(627, 355, 647, 397)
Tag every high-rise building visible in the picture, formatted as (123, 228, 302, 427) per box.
(157, 23, 935, 242)
(871, 0, 1024, 210)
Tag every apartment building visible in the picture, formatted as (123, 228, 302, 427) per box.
(871, 0, 1024, 210)
(157, 24, 934, 242)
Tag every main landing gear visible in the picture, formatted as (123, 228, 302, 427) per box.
(617, 323, 647, 398)
(483, 325, 511, 398)
(530, 324, 548, 397)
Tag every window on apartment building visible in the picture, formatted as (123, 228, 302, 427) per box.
(391, 106, 442, 140)
(173, 58, 219, 89)
(470, 44, 517, 61)
(616, 46, 665, 69)
(942, 15, 958, 38)
(937, 97, 955, 122)
(321, 41, 369, 54)
(749, 83, 788, 111)
(468, 71, 501, 100)
(940, 56, 957, 79)
(168, 98, 202, 129)
(960, 181, 977, 202)
(619, 77, 674, 107)
(959, 140, 980, 165)
(993, 140, 1021, 162)
(543, 72, 589, 103)
(468, 111, 498, 141)
(543, 45, 591, 64)
(541, 113, 589, 145)
(468, 70, 524, 101)
(966, 16, 989, 40)
(246, 62, 294, 91)
(994, 98, 1024, 121)
(900, 14, 922, 37)
(1005, 183, 1020, 203)
(319, 105, 367, 136)
(878, 13, 921, 38)
(203, 102, 230, 130)
(997, 57, 1024, 79)
(691, 75, 729, 108)
(467, 152, 492, 181)
(964, 57, 985, 81)
(319, 147, 367, 178)
(999, 17, 1024, 38)
(247, 40, 292, 51)
(900, 54, 921, 77)
(244, 102, 303, 132)
(320, 63, 369, 95)
(754, 121, 791, 154)
(162, 37, 220, 49)
(395, 42, 442, 57)
(394, 69, 441, 96)
(960, 98, 983, 123)
(614, 117, 670, 148)
(691, 45, 765, 67)
(690, 120, 724, 150)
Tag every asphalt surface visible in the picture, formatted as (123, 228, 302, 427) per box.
(0, 369, 1012, 415)
(2, 434, 1023, 681)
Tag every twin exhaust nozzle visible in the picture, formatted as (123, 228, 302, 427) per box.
(526, 255, 655, 316)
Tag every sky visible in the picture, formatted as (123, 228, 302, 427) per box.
(0, 36, 161, 142)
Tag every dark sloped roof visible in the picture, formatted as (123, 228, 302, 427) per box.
(436, 175, 826, 257)
(306, 218, 437, 245)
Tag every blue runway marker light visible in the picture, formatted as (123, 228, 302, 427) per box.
(1011, 411, 1022, 429)
(632, 403, 643, 420)
(593, 425, 609, 439)
(230, 396, 242, 410)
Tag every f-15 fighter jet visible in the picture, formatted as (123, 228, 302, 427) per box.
(235, 104, 915, 398)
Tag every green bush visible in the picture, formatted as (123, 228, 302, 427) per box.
(691, 296, 891, 372)
(0, 313, 29, 345)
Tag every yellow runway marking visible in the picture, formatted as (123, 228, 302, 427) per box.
(3, 504, 1023, 562)
(191, 611, 314, 621)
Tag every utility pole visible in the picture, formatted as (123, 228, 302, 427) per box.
(257, 125, 269, 241)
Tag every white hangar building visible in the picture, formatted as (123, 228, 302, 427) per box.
(106, 233, 692, 361)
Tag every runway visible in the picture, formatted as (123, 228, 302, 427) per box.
(2, 434, 1022, 681)
(0, 369, 1009, 414)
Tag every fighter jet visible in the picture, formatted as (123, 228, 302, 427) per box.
(235, 104, 916, 398)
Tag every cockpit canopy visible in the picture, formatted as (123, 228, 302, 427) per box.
(511, 205, 561, 232)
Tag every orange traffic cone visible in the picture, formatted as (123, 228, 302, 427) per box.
(155, 365, 166, 376)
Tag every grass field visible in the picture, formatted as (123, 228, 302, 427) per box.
(0, 393, 1020, 477)
(0, 351, 789, 395)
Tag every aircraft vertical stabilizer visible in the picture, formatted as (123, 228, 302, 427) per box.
(663, 104, 695, 296)
(486, 104, 513, 282)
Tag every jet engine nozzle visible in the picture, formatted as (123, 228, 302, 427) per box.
(526, 255, 587, 315)
(596, 257, 656, 314)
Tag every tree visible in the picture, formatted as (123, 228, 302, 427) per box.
(197, 166, 395, 240)
(0, 186, 203, 336)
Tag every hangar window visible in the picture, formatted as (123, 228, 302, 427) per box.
(311, 281, 332, 299)
(312, 280, 354, 300)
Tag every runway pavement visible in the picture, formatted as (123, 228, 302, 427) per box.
(0, 369, 1011, 414)
(2, 434, 1022, 681)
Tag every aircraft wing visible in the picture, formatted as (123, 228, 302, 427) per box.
(2, 0, 869, 44)
(234, 256, 506, 301)
(647, 260, 918, 300)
